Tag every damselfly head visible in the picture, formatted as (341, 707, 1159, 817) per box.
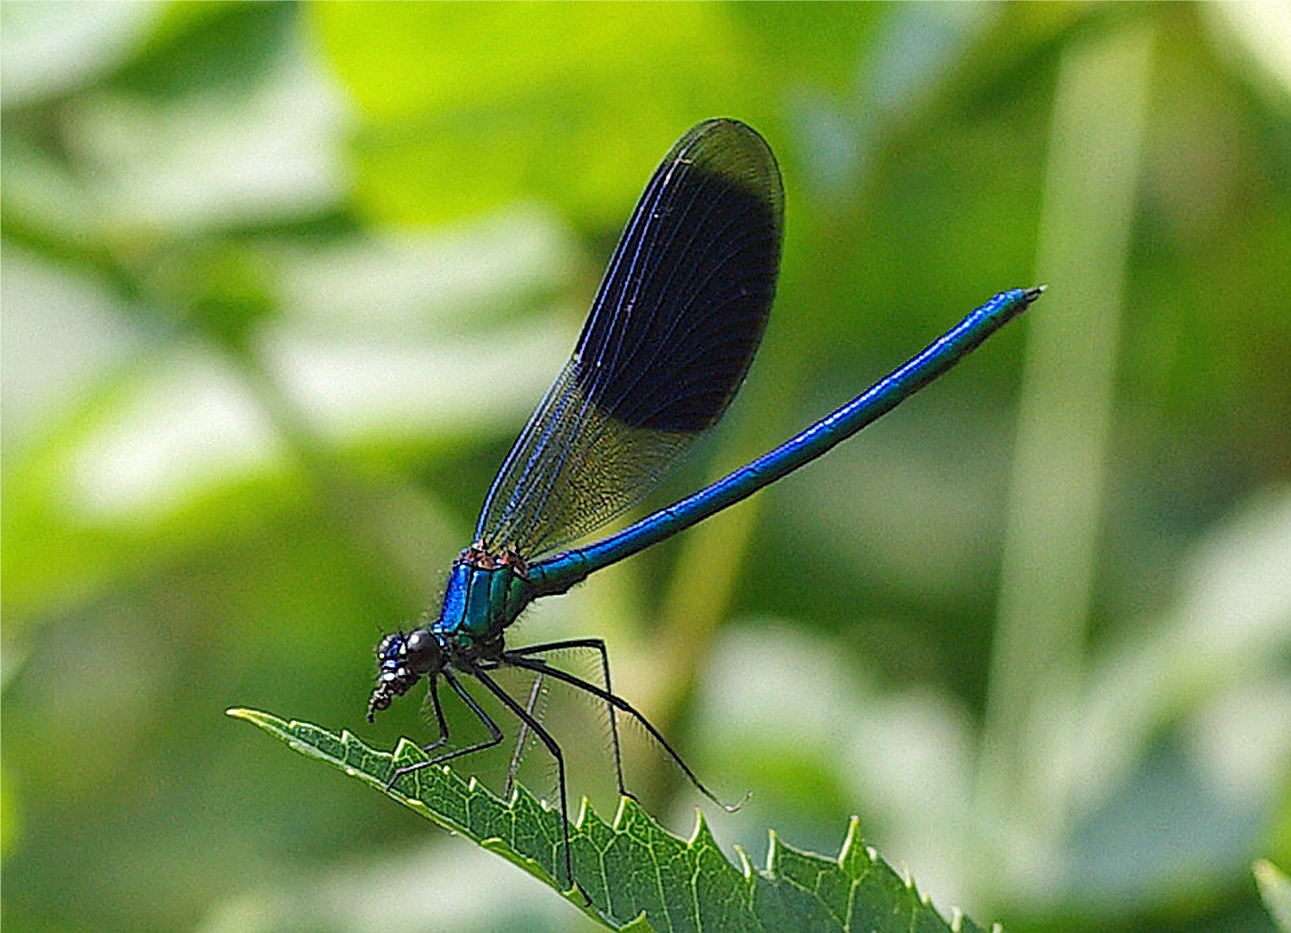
(367, 629, 442, 721)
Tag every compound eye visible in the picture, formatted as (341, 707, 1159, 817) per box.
(375, 633, 402, 659)
(406, 629, 431, 655)
(403, 629, 440, 673)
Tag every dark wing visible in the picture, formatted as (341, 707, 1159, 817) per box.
(475, 118, 784, 558)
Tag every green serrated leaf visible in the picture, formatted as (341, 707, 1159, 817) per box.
(230, 708, 989, 933)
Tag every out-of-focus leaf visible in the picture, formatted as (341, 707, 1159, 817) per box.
(0, 1, 159, 107)
(309, 4, 768, 227)
(109, 3, 297, 101)
(1256, 860, 1291, 933)
(0, 764, 18, 858)
(312, 4, 740, 123)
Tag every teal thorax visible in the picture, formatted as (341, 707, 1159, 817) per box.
(366, 544, 545, 721)
(434, 545, 536, 643)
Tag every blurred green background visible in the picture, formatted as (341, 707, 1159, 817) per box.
(3, 3, 1289, 932)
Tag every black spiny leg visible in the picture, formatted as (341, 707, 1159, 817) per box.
(470, 666, 580, 892)
(506, 638, 628, 799)
(387, 671, 504, 787)
(503, 652, 746, 814)
(421, 673, 450, 755)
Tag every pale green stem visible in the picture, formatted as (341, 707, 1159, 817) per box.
(978, 19, 1155, 878)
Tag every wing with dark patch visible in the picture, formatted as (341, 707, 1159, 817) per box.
(476, 118, 784, 558)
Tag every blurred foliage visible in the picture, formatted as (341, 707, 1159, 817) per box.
(1256, 861, 1291, 933)
(2, 3, 1289, 933)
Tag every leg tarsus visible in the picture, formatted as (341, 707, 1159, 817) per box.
(471, 666, 577, 889)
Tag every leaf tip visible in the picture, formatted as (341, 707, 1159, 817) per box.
(836, 815, 863, 866)
(392, 736, 426, 763)
(765, 829, 781, 873)
(226, 707, 281, 731)
(574, 795, 593, 830)
(686, 807, 720, 851)
(611, 793, 645, 831)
